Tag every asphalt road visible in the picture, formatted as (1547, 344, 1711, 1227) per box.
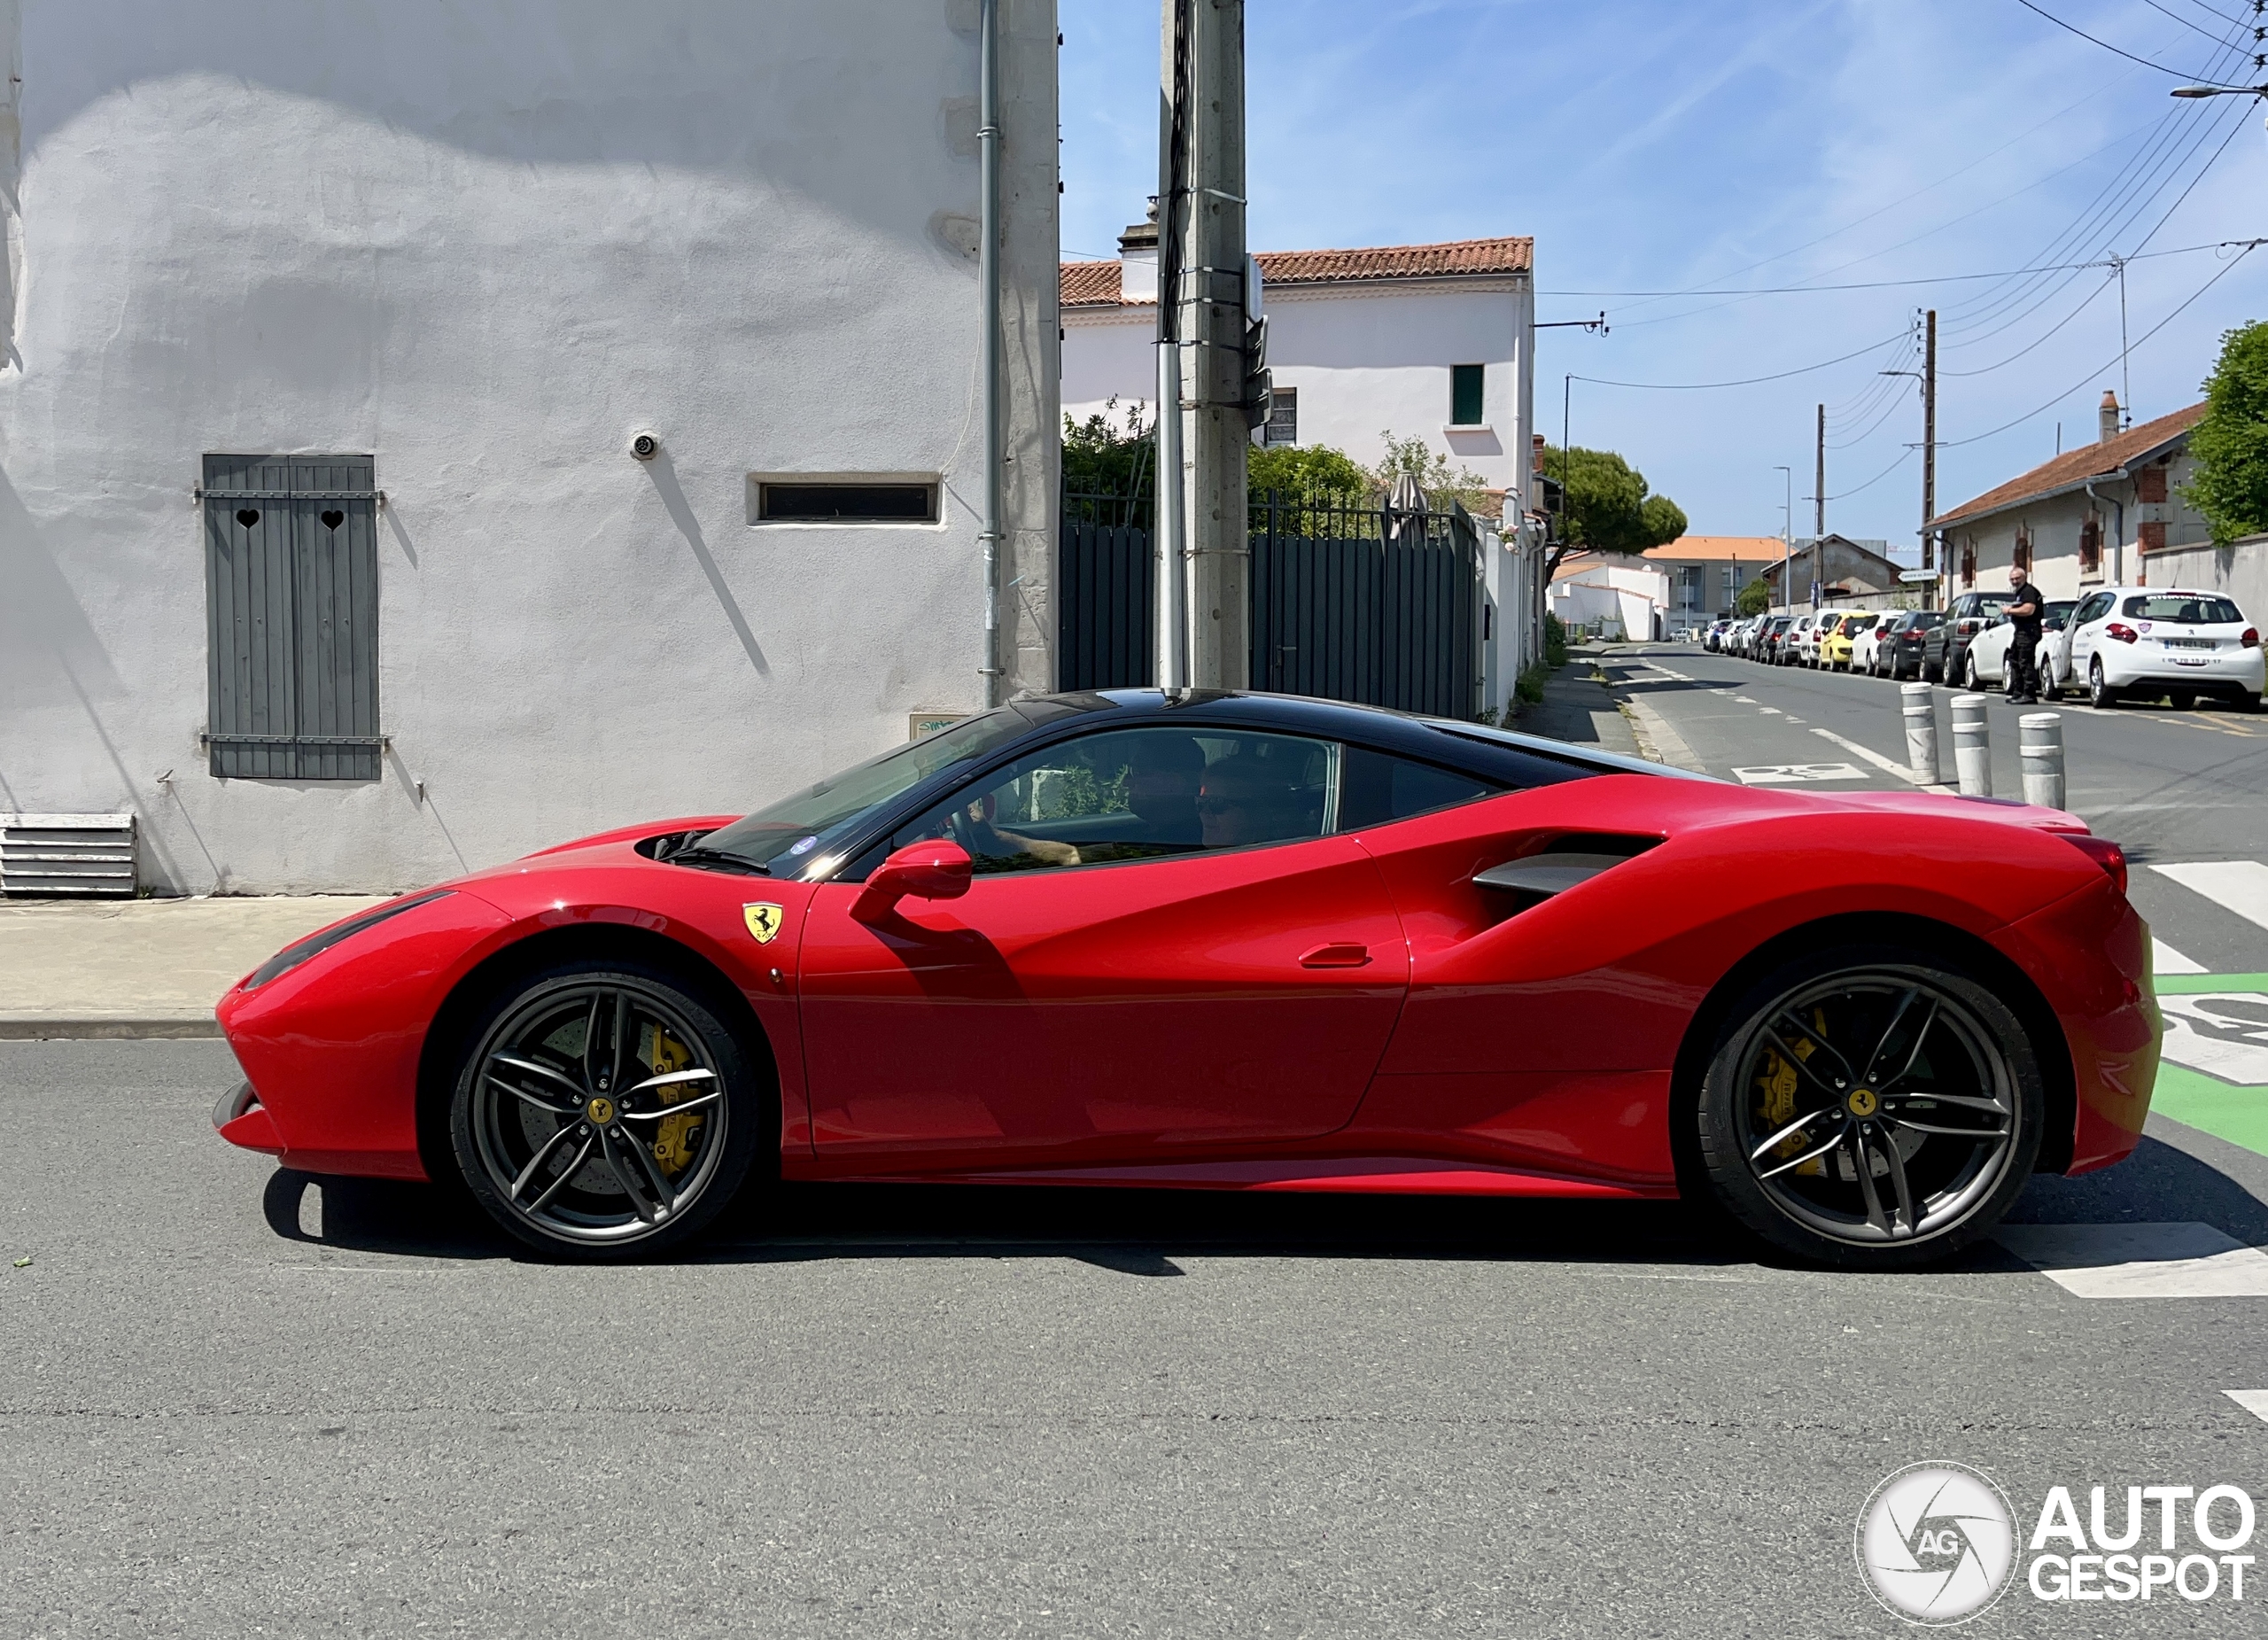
(1615, 642, 2268, 975)
(8, 1039, 2267, 1636)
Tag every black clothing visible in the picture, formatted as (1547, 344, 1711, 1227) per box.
(2008, 581, 2046, 635)
(2008, 628, 2042, 702)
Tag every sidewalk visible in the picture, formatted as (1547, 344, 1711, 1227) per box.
(1511, 647, 1643, 759)
(0, 896, 385, 1038)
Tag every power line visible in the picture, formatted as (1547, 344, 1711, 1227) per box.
(1827, 446, 1915, 502)
(1573, 328, 1914, 392)
(1938, 241, 2258, 450)
(1535, 237, 2256, 298)
(2137, 0, 2252, 45)
(2010, 0, 2241, 79)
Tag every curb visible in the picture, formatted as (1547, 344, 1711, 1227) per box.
(0, 1014, 222, 1041)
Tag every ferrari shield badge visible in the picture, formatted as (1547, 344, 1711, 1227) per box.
(742, 903, 784, 944)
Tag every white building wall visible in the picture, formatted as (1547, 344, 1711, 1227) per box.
(1549, 563, 1667, 641)
(0, 0, 1059, 895)
(1063, 276, 1534, 494)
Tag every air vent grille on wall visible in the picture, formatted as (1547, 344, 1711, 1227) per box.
(1, 813, 137, 897)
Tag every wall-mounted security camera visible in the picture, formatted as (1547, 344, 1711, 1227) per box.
(631, 432, 659, 461)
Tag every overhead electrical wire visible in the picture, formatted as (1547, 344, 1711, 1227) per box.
(1534, 237, 2252, 298)
(2009, 0, 2231, 78)
(1826, 447, 1916, 503)
(2136, 0, 2255, 45)
(1573, 327, 1914, 392)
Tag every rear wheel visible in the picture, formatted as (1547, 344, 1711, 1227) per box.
(2089, 657, 2119, 710)
(448, 960, 767, 1259)
(2168, 690, 2197, 711)
(1694, 950, 2042, 1269)
(2237, 691, 2262, 712)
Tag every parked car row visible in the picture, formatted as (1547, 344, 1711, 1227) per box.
(1698, 587, 2265, 709)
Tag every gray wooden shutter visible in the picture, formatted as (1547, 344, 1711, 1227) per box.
(203, 455, 380, 781)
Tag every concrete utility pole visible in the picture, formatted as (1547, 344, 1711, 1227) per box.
(1922, 308, 1938, 608)
(1162, 0, 1249, 690)
(1814, 403, 1826, 540)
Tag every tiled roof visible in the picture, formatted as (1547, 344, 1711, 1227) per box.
(1931, 401, 2206, 530)
(1060, 235, 1534, 307)
(1641, 535, 1787, 563)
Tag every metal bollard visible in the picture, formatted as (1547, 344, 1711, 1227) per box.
(1952, 693, 1992, 797)
(1900, 682, 1939, 785)
(2020, 711, 2066, 811)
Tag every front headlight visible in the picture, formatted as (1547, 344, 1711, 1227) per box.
(242, 890, 455, 990)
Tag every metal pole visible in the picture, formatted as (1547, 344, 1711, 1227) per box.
(2021, 711, 2066, 810)
(1952, 693, 1992, 797)
(1178, 0, 1248, 690)
(1814, 403, 1825, 540)
(1923, 308, 1938, 610)
(1153, 0, 1188, 689)
(1901, 682, 1939, 785)
(976, 0, 1003, 706)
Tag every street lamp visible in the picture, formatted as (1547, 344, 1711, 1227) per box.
(2171, 83, 2268, 97)
(1774, 464, 1793, 613)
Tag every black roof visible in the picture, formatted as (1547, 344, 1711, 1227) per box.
(1005, 688, 1700, 788)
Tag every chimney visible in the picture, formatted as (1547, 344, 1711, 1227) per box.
(1118, 198, 1160, 304)
(2099, 391, 2121, 446)
(1531, 432, 1548, 474)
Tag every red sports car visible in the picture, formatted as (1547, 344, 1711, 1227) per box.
(214, 690, 2160, 1268)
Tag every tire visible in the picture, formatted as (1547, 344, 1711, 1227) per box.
(2168, 690, 2197, 711)
(448, 959, 769, 1260)
(2237, 691, 2262, 712)
(1692, 947, 2044, 1269)
(2089, 657, 2119, 710)
(1962, 651, 1982, 693)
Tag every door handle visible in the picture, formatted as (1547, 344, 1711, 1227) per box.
(1299, 941, 1371, 968)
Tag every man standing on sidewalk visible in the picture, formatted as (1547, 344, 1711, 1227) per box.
(2005, 563, 2045, 703)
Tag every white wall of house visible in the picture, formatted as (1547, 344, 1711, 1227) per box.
(1549, 562, 1667, 641)
(0, 0, 1060, 895)
(2148, 532, 2268, 622)
(1939, 452, 2209, 602)
(1063, 271, 1534, 496)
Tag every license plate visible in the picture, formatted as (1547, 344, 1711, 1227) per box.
(2166, 638, 2215, 650)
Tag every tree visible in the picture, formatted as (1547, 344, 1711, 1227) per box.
(1537, 443, 1688, 578)
(1736, 576, 1771, 617)
(2185, 320, 2268, 545)
(1248, 442, 1370, 503)
(1367, 431, 1494, 513)
(1062, 398, 1154, 494)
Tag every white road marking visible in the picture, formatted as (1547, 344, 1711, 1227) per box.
(1731, 696, 1757, 703)
(1733, 763, 1868, 785)
(1757, 706, 1784, 715)
(1995, 1222, 2268, 1298)
(2228, 1390, 2268, 1424)
(1806, 727, 1925, 786)
(2152, 937, 2207, 974)
(2151, 860, 2268, 932)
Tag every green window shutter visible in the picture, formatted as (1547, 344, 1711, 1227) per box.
(1450, 364, 1485, 426)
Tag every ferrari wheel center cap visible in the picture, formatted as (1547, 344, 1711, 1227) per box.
(1845, 1087, 1880, 1119)
(586, 1095, 617, 1126)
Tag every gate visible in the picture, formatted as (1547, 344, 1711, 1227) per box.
(1249, 491, 1480, 718)
(1055, 480, 1482, 718)
(1057, 486, 1154, 691)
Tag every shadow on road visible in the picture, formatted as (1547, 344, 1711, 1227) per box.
(257, 1131, 2264, 1270)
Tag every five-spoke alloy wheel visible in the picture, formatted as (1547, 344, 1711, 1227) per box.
(449, 961, 765, 1258)
(1695, 950, 2042, 1267)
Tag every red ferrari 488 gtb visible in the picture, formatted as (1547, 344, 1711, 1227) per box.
(214, 689, 2160, 1268)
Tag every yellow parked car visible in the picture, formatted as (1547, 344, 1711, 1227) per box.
(1821, 611, 1878, 672)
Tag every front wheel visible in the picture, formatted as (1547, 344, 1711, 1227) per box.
(1962, 651, 1982, 692)
(1693, 951, 2043, 1268)
(448, 960, 769, 1259)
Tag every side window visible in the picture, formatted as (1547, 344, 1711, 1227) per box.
(889, 727, 1334, 874)
(1338, 747, 1503, 831)
(2077, 593, 2113, 625)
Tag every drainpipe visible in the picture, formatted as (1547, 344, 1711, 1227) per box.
(2085, 478, 2124, 587)
(977, 0, 1004, 707)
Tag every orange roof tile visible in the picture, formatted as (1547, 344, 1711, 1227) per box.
(1061, 235, 1534, 307)
(1640, 536, 1788, 563)
(1931, 402, 2206, 530)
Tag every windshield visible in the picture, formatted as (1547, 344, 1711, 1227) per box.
(696, 710, 1030, 871)
(2122, 594, 2245, 625)
(2043, 600, 2075, 630)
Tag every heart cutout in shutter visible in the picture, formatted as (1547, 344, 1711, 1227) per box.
(236, 509, 260, 529)
(320, 509, 345, 530)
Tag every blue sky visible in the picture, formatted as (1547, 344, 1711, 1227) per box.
(1060, 0, 2268, 545)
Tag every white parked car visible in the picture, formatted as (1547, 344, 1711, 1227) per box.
(1960, 599, 2078, 695)
(1848, 614, 1891, 675)
(2063, 586, 2264, 710)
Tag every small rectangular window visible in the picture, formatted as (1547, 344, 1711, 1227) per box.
(1264, 386, 1298, 446)
(1450, 364, 1485, 427)
(752, 479, 939, 524)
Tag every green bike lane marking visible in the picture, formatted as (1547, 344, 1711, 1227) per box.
(2147, 972, 2268, 1158)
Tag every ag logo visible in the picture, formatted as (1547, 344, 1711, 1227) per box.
(1855, 1463, 2017, 1625)
(742, 903, 784, 944)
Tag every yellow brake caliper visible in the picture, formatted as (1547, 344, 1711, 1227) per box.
(1756, 1008, 1829, 1176)
(641, 1025, 706, 1177)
